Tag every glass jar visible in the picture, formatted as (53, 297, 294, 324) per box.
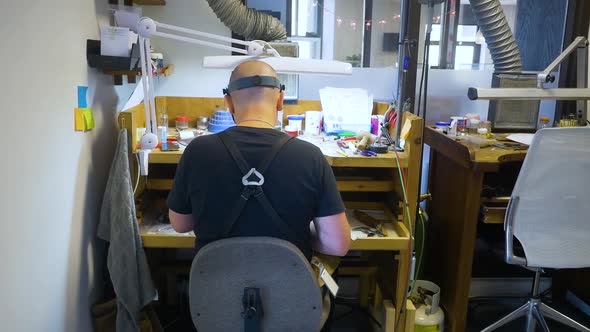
(538, 116, 550, 130)
(176, 116, 189, 130)
(468, 119, 480, 135)
(482, 121, 492, 133)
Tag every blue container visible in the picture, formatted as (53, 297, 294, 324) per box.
(208, 110, 236, 133)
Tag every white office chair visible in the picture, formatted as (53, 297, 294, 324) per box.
(188, 237, 330, 332)
(482, 127, 590, 332)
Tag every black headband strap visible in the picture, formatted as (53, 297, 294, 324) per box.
(223, 75, 285, 95)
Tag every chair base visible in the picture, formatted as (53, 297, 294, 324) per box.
(481, 298, 590, 332)
(481, 269, 590, 332)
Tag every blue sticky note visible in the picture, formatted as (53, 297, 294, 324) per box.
(77, 86, 88, 108)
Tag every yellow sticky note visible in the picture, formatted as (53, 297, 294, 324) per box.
(401, 119, 412, 140)
(83, 108, 95, 131)
(74, 108, 85, 131)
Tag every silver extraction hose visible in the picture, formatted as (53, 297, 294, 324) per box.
(469, 0, 522, 72)
(205, 0, 287, 41)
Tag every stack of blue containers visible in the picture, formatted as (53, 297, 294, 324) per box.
(208, 110, 236, 133)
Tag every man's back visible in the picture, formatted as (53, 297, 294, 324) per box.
(167, 126, 344, 259)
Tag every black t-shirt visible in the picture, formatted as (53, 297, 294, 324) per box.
(167, 126, 345, 259)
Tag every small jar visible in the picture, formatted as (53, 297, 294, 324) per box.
(435, 121, 450, 134)
(538, 116, 551, 130)
(477, 127, 488, 136)
(482, 121, 492, 133)
(176, 116, 189, 130)
(468, 119, 481, 135)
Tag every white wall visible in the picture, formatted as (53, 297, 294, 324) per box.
(0, 1, 128, 331)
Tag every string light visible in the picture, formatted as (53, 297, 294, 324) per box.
(308, 1, 404, 31)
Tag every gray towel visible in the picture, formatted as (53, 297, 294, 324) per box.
(98, 129, 156, 332)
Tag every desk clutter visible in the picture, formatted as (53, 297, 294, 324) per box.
(119, 97, 424, 331)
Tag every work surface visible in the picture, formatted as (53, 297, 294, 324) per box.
(139, 208, 410, 251)
(148, 134, 409, 168)
(424, 127, 528, 172)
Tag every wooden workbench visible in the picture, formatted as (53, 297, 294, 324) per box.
(424, 127, 528, 332)
(119, 97, 424, 332)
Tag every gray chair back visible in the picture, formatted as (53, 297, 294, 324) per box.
(189, 237, 323, 332)
(505, 127, 590, 268)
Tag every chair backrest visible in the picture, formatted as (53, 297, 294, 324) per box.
(189, 237, 323, 332)
(508, 127, 590, 269)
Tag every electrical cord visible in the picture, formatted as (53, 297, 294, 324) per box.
(392, 149, 415, 330)
(415, 208, 427, 280)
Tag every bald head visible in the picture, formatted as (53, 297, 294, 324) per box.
(224, 61, 284, 127)
(229, 60, 278, 82)
(225, 61, 283, 112)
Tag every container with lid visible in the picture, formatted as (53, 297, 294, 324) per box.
(176, 116, 189, 130)
(538, 116, 551, 130)
(435, 121, 450, 133)
(287, 115, 304, 132)
(208, 110, 236, 133)
(468, 119, 481, 134)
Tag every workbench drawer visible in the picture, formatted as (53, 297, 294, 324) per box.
(480, 197, 510, 225)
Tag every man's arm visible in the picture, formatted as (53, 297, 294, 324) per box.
(169, 209, 195, 233)
(311, 212, 351, 256)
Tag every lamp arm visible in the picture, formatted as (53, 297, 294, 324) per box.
(538, 36, 588, 88)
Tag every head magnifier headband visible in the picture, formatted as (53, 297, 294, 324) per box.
(223, 75, 285, 95)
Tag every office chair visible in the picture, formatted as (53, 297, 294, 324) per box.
(482, 128, 590, 332)
(188, 237, 330, 332)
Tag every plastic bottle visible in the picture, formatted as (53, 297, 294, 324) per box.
(159, 108, 168, 144)
(275, 110, 284, 130)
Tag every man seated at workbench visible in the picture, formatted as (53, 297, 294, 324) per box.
(167, 60, 351, 259)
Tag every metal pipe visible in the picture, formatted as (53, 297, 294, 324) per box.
(394, 0, 411, 150)
(205, 0, 287, 41)
(469, 0, 522, 72)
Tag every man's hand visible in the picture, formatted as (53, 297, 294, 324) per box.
(311, 212, 351, 256)
(168, 209, 195, 233)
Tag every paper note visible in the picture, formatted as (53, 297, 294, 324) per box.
(77, 86, 88, 108)
(100, 26, 131, 57)
(121, 79, 144, 112)
(506, 133, 534, 145)
(83, 108, 95, 131)
(320, 87, 373, 132)
(74, 108, 85, 131)
(401, 119, 412, 140)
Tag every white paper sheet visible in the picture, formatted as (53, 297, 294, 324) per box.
(121, 79, 144, 112)
(506, 133, 535, 145)
(101, 26, 131, 57)
(320, 87, 372, 132)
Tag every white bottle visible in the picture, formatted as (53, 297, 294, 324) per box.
(158, 109, 168, 144)
(275, 110, 284, 130)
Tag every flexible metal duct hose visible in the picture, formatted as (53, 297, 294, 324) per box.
(206, 0, 287, 41)
(469, 0, 522, 72)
